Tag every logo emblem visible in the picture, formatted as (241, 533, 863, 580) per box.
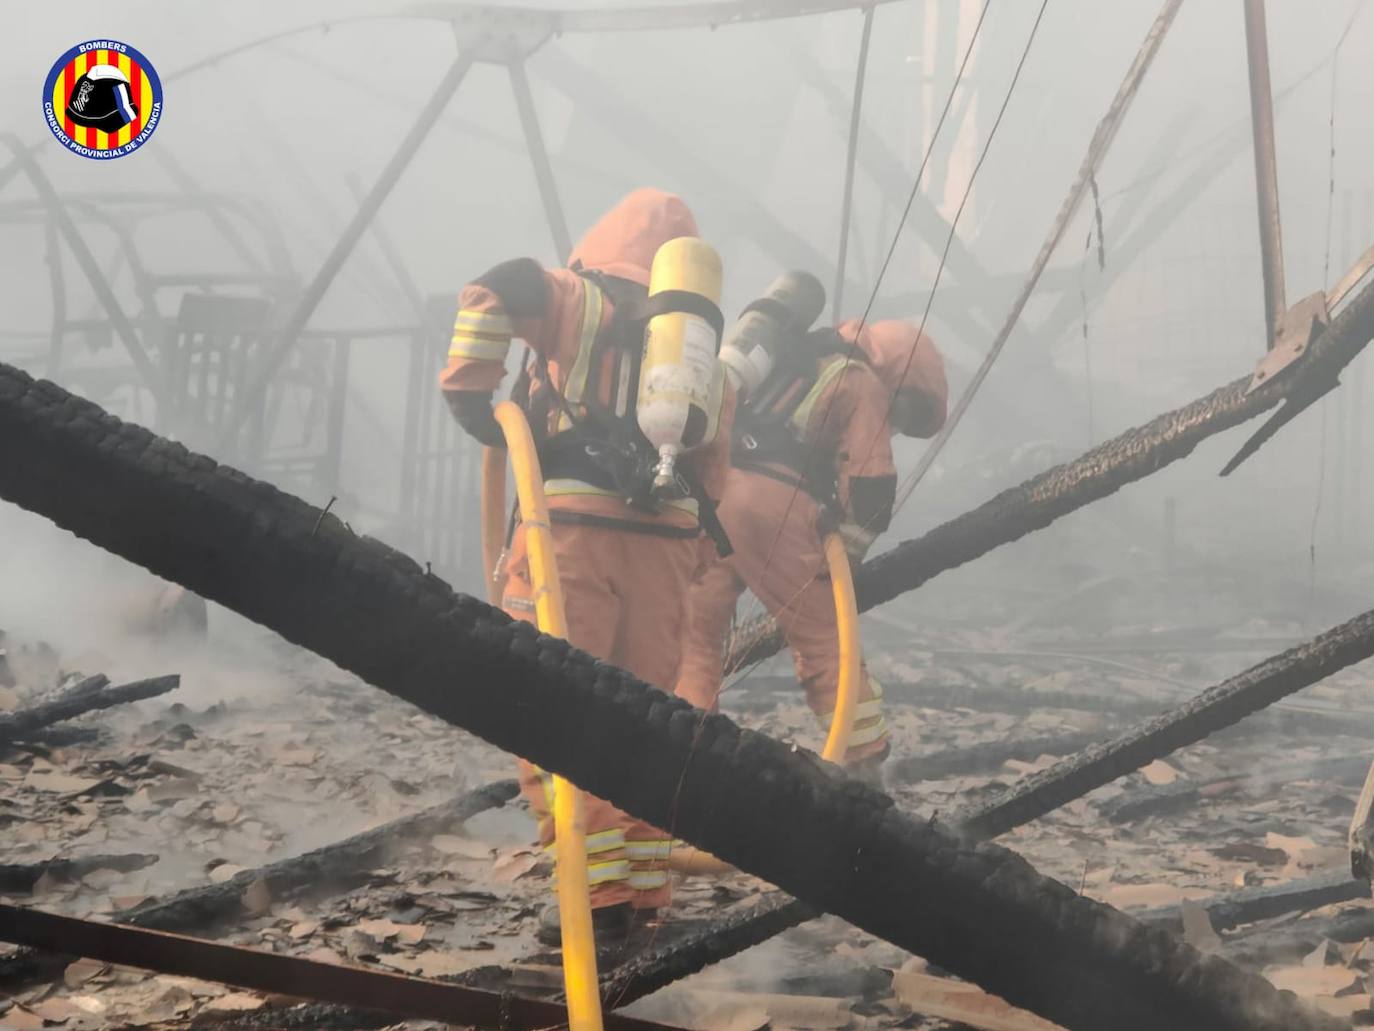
(43, 40, 162, 159)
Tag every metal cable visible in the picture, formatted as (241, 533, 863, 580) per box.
(832, 5, 876, 320)
(888, 0, 1183, 516)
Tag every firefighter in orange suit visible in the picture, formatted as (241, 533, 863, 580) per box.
(673, 318, 947, 775)
(439, 189, 733, 942)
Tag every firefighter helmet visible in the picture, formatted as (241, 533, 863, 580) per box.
(66, 65, 138, 133)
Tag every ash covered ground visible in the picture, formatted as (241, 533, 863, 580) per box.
(4, 561, 1374, 1030)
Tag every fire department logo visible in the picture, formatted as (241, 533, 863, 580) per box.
(42, 40, 163, 159)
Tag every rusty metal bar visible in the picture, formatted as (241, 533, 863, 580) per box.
(1244, 0, 1286, 346)
(1, 782, 518, 992)
(508, 58, 572, 262)
(220, 50, 475, 449)
(0, 904, 672, 1030)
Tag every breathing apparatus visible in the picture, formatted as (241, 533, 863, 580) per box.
(718, 270, 827, 399)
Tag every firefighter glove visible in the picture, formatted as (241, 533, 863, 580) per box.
(447, 391, 505, 448)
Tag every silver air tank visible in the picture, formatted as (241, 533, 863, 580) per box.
(718, 270, 826, 398)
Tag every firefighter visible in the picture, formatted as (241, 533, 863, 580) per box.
(439, 188, 733, 944)
(673, 316, 947, 776)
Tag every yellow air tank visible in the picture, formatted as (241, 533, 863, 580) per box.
(637, 237, 724, 498)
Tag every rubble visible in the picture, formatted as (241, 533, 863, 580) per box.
(0, 674, 180, 745)
(0, 359, 1351, 1031)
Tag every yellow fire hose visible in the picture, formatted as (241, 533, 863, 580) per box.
(490, 401, 603, 1031)
(479, 445, 508, 603)
(657, 533, 863, 878)
(820, 531, 861, 764)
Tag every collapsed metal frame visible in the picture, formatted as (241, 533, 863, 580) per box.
(2, 0, 1012, 585)
(4, 0, 1374, 1023)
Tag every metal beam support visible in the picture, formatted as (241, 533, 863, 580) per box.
(148, 147, 269, 274)
(508, 58, 573, 262)
(220, 50, 475, 448)
(533, 46, 869, 303)
(782, 31, 999, 324)
(1244, 0, 1286, 347)
(43, 215, 66, 378)
(2, 134, 161, 398)
(344, 174, 432, 325)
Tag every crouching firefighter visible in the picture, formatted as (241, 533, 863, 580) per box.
(439, 189, 734, 945)
(674, 298, 948, 778)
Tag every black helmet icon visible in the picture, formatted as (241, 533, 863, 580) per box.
(66, 65, 137, 133)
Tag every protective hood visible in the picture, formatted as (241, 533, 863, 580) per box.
(568, 188, 699, 287)
(838, 318, 949, 437)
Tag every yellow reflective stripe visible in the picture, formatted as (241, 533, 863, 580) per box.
(454, 308, 513, 333)
(544, 828, 625, 858)
(625, 839, 676, 862)
(867, 675, 884, 699)
(821, 697, 885, 727)
(788, 355, 853, 437)
(543, 480, 699, 518)
(448, 334, 512, 361)
(853, 697, 885, 720)
(846, 717, 889, 747)
(562, 282, 603, 409)
(586, 829, 626, 855)
(627, 870, 670, 890)
(543, 478, 618, 499)
(586, 859, 631, 885)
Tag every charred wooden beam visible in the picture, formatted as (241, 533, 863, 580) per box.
(1140, 871, 1369, 935)
(0, 780, 517, 990)
(888, 728, 1109, 785)
(1225, 903, 1374, 968)
(0, 674, 178, 745)
(602, 894, 815, 1008)
(954, 610, 1374, 839)
(605, 623, 1374, 993)
(0, 362, 1341, 1031)
(1102, 753, 1369, 826)
(0, 852, 158, 894)
(121, 779, 518, 933)
(726, 272, 1374, 673)
(0, 904, 670, 1031)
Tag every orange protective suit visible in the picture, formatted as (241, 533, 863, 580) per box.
(439, 189, 732, 911)
(674, 319, 947, 764)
